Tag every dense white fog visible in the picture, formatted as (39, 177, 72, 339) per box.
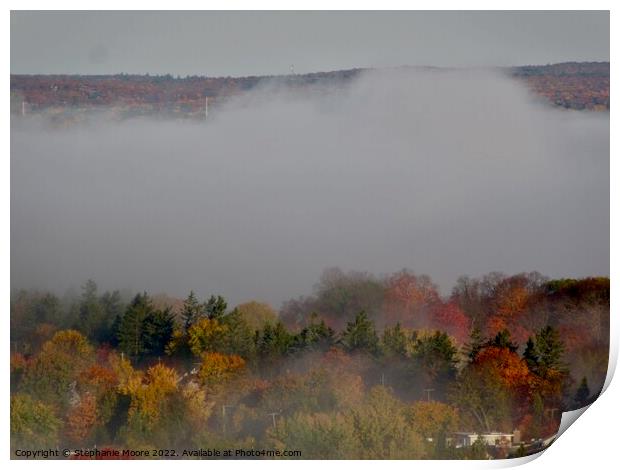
(11, 69, 609, 306)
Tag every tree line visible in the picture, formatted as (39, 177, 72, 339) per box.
(10, 270, 608, 459)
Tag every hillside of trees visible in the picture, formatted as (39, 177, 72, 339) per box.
(11, 269, 609, 459)
(10, 62, 609, 124)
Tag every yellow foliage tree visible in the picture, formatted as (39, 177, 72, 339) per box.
(187, 318, 229, 356)
(408, 400, 460, 441)
(197, 352, 245, 387)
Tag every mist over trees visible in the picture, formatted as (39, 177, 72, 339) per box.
(10, 270, 609, 459)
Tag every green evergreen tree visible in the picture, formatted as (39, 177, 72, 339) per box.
(257, 321, 293, 358)
(109, 314, 122, 347)
(181, 291, 204, 332)
(523, 337, 539, 371)
(574, 376, 591, 408)
(205, 295, 227, 321)
(291, 314, 335, 353)
(411, 331, 458, 395)
(78, 279, 105, 340)
(117, 293, 153, 359)
(487, 329, 518, 352)
(468, 435, 488, 459)
(221, 308, 256, 358)
(534, 326, 565, 376)
(381, 322, 408, 358)
(340, 310, 379, 355)
(142, 307, 175, 357)
(32, 293, 62, 325)
(97, 289, 124, 344)
(463, 327, 485, 362)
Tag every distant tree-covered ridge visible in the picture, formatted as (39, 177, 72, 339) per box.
(10, 62, 609, 122)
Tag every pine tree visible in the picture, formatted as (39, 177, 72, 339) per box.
(221, 308, 256, 358)
(574, 377, 591, 408)
(181, 291, 204, 332)
(468, 435, 488, 459)
(257, 322, 293, 358)
(463, 327, 485, 362)
(143, 307, 175, 356)
(205, 295, 227, 321)
(381, 322, 408, 358)
(487, 329, 518, 352)
(534, 326, 565, 375)
(411, 331, 458, 391)
(291, 314, 335, 353)
(117, 293, 153, 358)
(78, 280, 105, 340)
(98, 290, 124, 344)
(523, 337, 539, 371)
(340, 310, 379, 354)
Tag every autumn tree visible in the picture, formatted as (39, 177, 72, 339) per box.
(347, 386, 426, 459)
(186, 317, 229, 357)
(429, 302, 470, 344)
(234, 301, 278, 331)
(19, 330, 94, 409)
(280, 268, 385, 330)
(408, 401, 460, 458)
(450, 346, 531, 433)
(65, 393, 98, 445)
(11, 394, 61, 451)
(383, 270, 439, 328)
(118, 363, 180, 447)
(269, 412, 359, 459)
(197, 352, 246, 388)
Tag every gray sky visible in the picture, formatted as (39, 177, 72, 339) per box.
(11, 11, 609, 76)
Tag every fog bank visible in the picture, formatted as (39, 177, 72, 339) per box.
(11, 69, 610, 306)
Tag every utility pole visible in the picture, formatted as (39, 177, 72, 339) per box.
(423, 388, 435, 402)
(267, 412, 280, 429)
(380, 373, 386, 387)
(205, 96, 209, 120)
